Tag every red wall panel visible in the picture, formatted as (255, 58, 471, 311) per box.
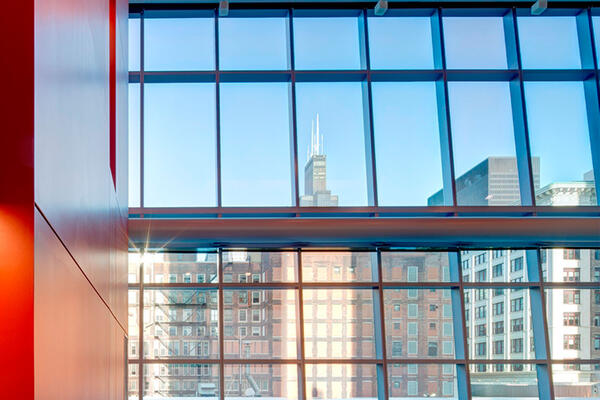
(0, 0, 34, 396)
(34, 210, 125, 400)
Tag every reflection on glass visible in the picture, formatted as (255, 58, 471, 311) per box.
(470, 364, 539, 398)
(302, 251, 375, 282)
(445, 82, 522, 206)
(546, 289, 599, 360)
(553, 364, 600, 398)
(388, 364, 457, 398)
(541, 248, 600, 282)
(144, 83, 216, 207)
(382, 251, 451, 282)
(143, 289, 219, 359)
(293, 17, 362, 70)
(221, 83, 292, 206)
(129, 17, 140, 71)
(223, 289, 297, 359)
(296, 83, 368, 206)
(142, 253, 218, 284)
(143, 363, 220, 398)
(305, 364, 377, 400)
(303, 289, 375, 359)
(384, 289, 455, 359)
(219, 17, 289, 70)
(594, 17, 600, 65)
(443, 17, 508, 69)
(368, 17, 434, 69)
(524, 82, 596, 206)
(372, 82, 442, 206)
(144, 18, 215, 71)
(461, 249, 532, 283)
(518, 16, 582, 69)
(129, 290, 139, 359)
(128, 83, 140, 207)
(465, 288, 533, 360)
(222, 251, 297, 282)
(224, 364, 298, 399)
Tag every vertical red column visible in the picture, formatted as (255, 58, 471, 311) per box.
(110, 0, 117, 187)
(0, 0, 35, 398)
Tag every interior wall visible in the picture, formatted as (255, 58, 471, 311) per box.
(33, 0, 129, 397)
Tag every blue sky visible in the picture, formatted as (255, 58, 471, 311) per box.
(129, 15, 595, 207)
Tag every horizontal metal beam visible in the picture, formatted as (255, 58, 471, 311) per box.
(129, 214, 600, 248)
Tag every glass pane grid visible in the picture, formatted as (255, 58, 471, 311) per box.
(129, 7, 600, 210)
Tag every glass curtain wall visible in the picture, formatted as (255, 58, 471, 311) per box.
(128, 248, 600, 399)
(128, 8, 600, 210)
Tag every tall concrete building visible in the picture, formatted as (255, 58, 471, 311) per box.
(300, 114, 339, 207)
(428, 157, 541, 206)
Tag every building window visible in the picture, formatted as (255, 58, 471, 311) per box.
(564, 290, 581, 304)
(563, 335, 581, 350)
(392, 341, 402, 357)
(511, 297, 523, 312)
(492, 263, 503, 277)
(510, 257, 523, 272)
(563, 312, 580, 326)
(511, 338, 523, 353)
(511, 317, 524, 332)
(493, 340, 504, 355)
(563, 268, 580, 282)
(475, 289, 487, 301)
(563, 249, 580, 260)
(476, 324, 487, 337)
(476, 342, 486, 356)
(493, 250, 505, 258)
(493, 321, 504, 334)
(476, 305, 487, 319)
(428, 342, 438, 356)
(475, 269, 487, 282)
(493, 301, 504, 316)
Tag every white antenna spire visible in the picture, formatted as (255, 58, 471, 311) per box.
(316, 113, 320, 155)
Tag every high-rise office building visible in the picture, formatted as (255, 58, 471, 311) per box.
(428, 157, 541, 206)
(300, 114, 339, 207)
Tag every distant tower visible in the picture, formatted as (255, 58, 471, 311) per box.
(300, 114, 338, 207)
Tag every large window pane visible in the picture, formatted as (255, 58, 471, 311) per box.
(372, 82, 442, 205)
(384, 289, 456, 359)
(293, 17, 363, 70)
(518, 16, 582, 69)
(303, 289, 375, 359)
(143, 363, 220, 398)
(221, 83, 292, 206)
(129, 83, 140, 207)
(144, 83, 216, 207)
(301, 251, 375, 282)
(223, 289, 297, 359)
(143, 289, 219, 359)
(142, 253, 218, 284)
(128, 364, 138, 398)
(553, 364, 600, 398)
(222, 251, 297, 283)
(461, 249, 534, 283)
(447, 82, 521, 206)
(382, 251, 451, 282)
(541, 248, 600, 282)
(443, 17, 508, 69)
(471, 363, 539, 398)
(144, 18, 215, 71)
(296, 82, 368, 206)
(388, 364, 457, 398)
(305, 364, 377, 400)
(593, 16, 600, 65)
(129, 290, 139, 359)
(219, 17, 289, 70)
(129, 17, 140, 71)
(224, 364, 298, 399)
(368, 17, 434, 69)
(465, 288, 534, 360)
(546, 289, 599, 360)
(524, 82, 595, 206)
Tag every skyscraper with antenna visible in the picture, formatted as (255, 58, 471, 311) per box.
(300, 113, 339, 206)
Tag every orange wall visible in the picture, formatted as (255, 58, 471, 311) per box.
(0, 0, 128, 397)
